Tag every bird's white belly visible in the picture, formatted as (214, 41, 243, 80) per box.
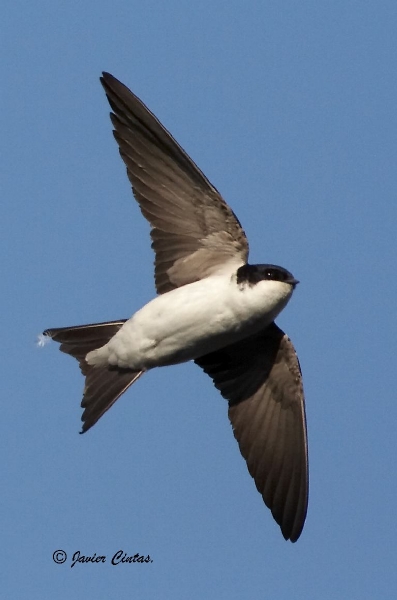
(86, 273, 293, 370)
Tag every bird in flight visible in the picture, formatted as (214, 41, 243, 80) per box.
(43, 73, 308, 542)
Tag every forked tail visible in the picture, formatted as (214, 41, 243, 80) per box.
(43, 321, 143, 432)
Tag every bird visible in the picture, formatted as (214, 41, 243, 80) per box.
(43, 73, 308, 542)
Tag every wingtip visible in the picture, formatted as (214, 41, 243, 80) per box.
(100, 72, 117, 88)
(100, 72, 111, 90)
(79, 417, 91, 434)
(281, 518, 305, 543)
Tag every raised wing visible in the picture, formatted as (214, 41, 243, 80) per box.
(195, 323, 308, 542)
(101, 73, 249, 294)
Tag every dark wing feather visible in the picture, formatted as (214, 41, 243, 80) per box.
(44, 321, 143, 433)
(100, 73, 249, 294)
(195, 322, 308, 542)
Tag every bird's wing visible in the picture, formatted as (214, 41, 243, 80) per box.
(101, 73, 249, 294)
(195, 322, 308, 542)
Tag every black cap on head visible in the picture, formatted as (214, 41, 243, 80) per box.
(236, 264, 299, 287)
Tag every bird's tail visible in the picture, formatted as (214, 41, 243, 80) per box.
(43, 321, 144, 433)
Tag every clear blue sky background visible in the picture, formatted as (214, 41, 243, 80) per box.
(2, 1, 396, 598)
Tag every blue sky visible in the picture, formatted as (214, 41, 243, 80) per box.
(2, 1, 396, 598)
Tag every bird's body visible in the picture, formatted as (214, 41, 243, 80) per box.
(43, 73, 309, 542)
(87, 265, 295, 370)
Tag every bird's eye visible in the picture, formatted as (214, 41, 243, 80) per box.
(266, 269, 275, 279)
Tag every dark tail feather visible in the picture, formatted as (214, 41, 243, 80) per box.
(43, 321, 144, 433)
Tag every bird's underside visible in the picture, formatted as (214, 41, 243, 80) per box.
(44, 317, 307, 542)
(43, 72, 308, 542)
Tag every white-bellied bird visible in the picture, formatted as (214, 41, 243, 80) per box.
(43, 73, 308, 542)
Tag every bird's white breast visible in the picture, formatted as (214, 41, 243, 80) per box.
(86, 270, 294, 370)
